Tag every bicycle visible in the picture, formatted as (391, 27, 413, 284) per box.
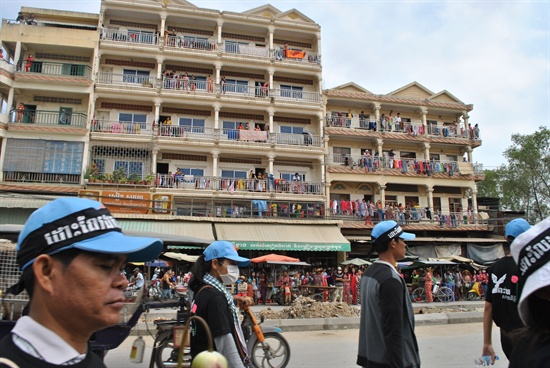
(411, 284, 454, 303)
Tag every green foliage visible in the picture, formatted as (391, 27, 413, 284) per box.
(112, 167, 126, 183)
(479, 126, 549, 223)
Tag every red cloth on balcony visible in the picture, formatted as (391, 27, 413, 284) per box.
(285, 50, 306, 59)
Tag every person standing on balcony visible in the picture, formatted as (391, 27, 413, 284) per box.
(220, 76, 227, 93)
(389, 149, 396, 169)
(207, 74, 214, 93)
(346, 109, 353, 128)
(16, 102, 25, 123)
(183, 72, 189, 91)
(394, 112, 402, 131)
(25, 54, 34, 72)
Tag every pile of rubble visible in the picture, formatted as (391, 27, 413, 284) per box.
(258, 296, 360, 320)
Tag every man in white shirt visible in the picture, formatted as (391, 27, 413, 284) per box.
(393, 112, 402, 131)
(0, 198, 163, 367)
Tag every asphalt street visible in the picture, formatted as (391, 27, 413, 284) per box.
(104, 321, 507, 368)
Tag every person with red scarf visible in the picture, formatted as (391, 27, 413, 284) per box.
(350, 268, 358, 305)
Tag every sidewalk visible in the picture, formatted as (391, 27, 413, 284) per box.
(131, 300, 484, 335)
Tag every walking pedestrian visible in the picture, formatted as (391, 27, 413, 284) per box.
(357, 220, 420, 368)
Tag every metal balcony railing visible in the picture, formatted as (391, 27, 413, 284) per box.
(273, 49, 321, 64)
(156, 174, 324, 195)
(16, 60, 92, 79)
(3, 171, 80, 184)
(91, 120, 152, 135)
(101, 28, 159, 45)
(165, 35, 216, 51)
(328, 154, 462, 176)
(223, 42, 269, 57)
(9, 109, 87, 127)
(274, 132, 323, 147)
(158, 125, 216, 139)
(273, 89, 321, 103)
(97, 72, 158, 88)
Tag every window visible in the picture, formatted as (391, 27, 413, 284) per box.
(224, 79, 248, 94)
(61, 64, 86, 77)
(192, 76, 207, 90)
(221, 170, 248, 179)
(400, 151, 417, 159)
(222, 121, 245, 140)
(92, 159, 105, 173)
(177, 168, 205, 176)
(184, 36, 209, 49)
(119, 113, 147, 130)
(122, 69, 150, 84)
(280, 126, 304, 134)
(405, 196, 419, 208)
(433, 197, 442, 212)
(281, 173, 306, 181)
(449, 198, 462, 213)
(114, 161, 143, 177)
(430, 153, 440, 161)
(128, 30, 154, 44)
(179, 118, 205, 133)
(333, 147, 351, 164)
(385, 195, 397, 206)
(225, 40, 249, 54)
(59, 107, 72, 125)
(446, 155, 458, 162)
(280, 85, 303, 99)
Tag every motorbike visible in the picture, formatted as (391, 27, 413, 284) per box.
(467, 281, 484, 301)
(148, 279, 162, 300)
(270, 286, 298, 306)
(151, 298, 290, 368)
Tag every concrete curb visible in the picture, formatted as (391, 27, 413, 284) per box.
(130, 310, 483, 335)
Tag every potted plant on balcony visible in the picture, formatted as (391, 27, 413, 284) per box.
(112, 167, 126, 183)
(129, 173, 141, 185)
(145, 173, 155, 186)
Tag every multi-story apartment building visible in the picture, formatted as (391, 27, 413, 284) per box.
(0, 1, 497, 266)
(324, 82, 492, 258)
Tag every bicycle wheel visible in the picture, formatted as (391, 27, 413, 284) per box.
(411, 288, 425, 302)
(250, 332, 291, 368)
(436, 286, 454, 303)
(155, 330, 191, 368)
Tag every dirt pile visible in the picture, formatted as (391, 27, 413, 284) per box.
(258, 296, 360, 320)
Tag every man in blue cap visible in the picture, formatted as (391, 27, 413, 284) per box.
(482, 218, 531, 363)
(0, 197, 163, 367)
(357, 220, 420, 368)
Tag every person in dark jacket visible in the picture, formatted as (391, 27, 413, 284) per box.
(0, 198, 163, 367)
(357, 220, 420, 368)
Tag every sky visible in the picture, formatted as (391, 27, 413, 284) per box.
(1, 0, 548, 169)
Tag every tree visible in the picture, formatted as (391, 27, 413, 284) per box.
(477, 126, 550, 223)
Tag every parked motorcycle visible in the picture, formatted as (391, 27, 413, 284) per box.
(148, 279, 162, 300)
(467, 281, 484, 301)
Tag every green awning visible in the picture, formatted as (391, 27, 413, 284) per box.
(215, 223, 350, 252)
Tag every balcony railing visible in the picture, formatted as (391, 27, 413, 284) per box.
(273, 49, 321, 64)
(273, 89, 321, 103)
(16, 61, 92, 79)
(329, 116, 482, 141)
(101, 28, 158, 45)
(9, 109, 87, 127)
(156, 174, 324, 195)
(328, 154, 461, 176)
(91, 120, 152, 135)
(223, 42, 269, 57)
(165, 35, 216, 51)
(4, 171, 80, 184)
(97, 72, 158, 88)
(156, 126, 322, 147)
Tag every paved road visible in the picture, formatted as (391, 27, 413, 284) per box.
(105, 322, 507, 368)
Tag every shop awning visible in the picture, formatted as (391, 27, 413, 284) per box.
(346, 236, 503, 243)
(214, 223, 350, 252)
(117, 220, 215, 244)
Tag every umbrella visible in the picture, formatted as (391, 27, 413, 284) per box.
(340, 258, 372, 266)
(163, 252, 200, 263)
(251, 253, 300, 263)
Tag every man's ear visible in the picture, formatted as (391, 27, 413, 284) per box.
(32, 254, 57, 294)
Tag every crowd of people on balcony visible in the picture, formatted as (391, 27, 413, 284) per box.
(344, 151, 460, 176)
(331, 198, 475, 226)
(14, 12, 37, 25)
(327, 112, 481, 140)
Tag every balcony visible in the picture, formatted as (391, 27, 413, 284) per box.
(9, 109, 87, 128)
(156, 126, 323, 149)
(4, 171, 80, 184)
(97, 72, 159, 88)
(223, 42, 269, 58)
(327, 117, 481, 142)
(101, 28, 159, 46)
(273, 89, 321, 104)
(165, 35, 216, 52)
(16, 61, 92, 80)
(273, 48, 321, 65)
(156, 174, 324, 195)
(91, 120, 152, 135)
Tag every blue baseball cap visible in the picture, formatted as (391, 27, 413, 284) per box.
(371, 220, 415, 245)
(203, 240, 250, 267)
(505, 218, 531, 240)
(17, 197, 163, 270)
